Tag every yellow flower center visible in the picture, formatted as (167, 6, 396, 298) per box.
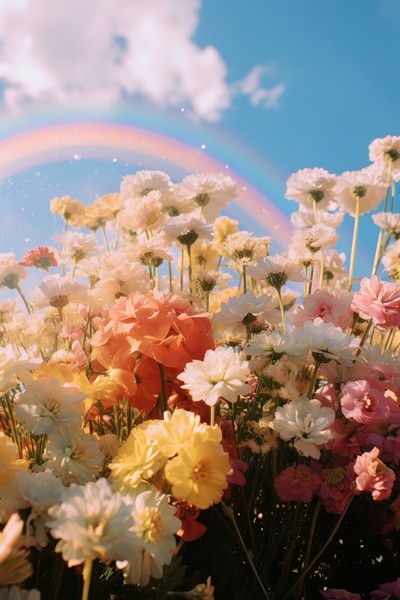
(139, 508, 164, 543)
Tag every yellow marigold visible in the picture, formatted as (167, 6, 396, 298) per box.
(146, 409, 221, 459)
(109, 423, 165, 492)
(164, 432, 231, 509)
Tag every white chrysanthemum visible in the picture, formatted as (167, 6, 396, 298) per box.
(29, 275, 88, 310)
(290, 207, 344, 230)
(44, 430, 102, 485)
(120, 170, 172, 201)
(285, 168, 337, 211)
(174, 172, 240, 221)
(247, 254, 304, 289)
(245, 331, 305, 359)
(117, 489, 181, 587)
(164, 212, 213, 246)
(46, 478, 139, 566)
(126, 232, 173, 264)
(0, 514, 32, 586)
(178, 346, 250, 406)
(14, 377, 85, 436)
(272, 397, 335, 459)
(321, 249, 348, 286)
(290, 223, 339, 255)
(116, 191, 165, 232)
(372, 211, 400, 234)
(0, 254, 27, 291)
(0, 350, 39, 397)
(369, 135, 400, 165)
(295, 317, 360, 364)
(382, 239, 400, 280)
(334, 165, 387, 216)
(53, 231, 99, 264)
(212, 290, 278, 336)
(223, 231, 269, 267)
(0, 587, 41, 600)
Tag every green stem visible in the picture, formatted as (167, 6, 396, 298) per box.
(158, 362, 168, 417)
(168, 261, 173, 294)
(4, 394, 23, 458)
(101, 225, 110, 252)
(81, 559, 93, 600)
(307, 358, 321, 398)
(348, 197, 360, 290)
(282, 499, 352, 600)
(15, 284, 31, 314)
(222, 502, 272, 600)
(276, 289, 286, 334)
(243, 265, 247, 294)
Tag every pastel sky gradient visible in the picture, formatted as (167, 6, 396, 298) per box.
(0, 0, 399, 279)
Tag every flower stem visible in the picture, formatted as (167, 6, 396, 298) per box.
(307, 358, 321, 398)
(348, 197, 360, 290)
(15, 284, 31, 313)
(210, 404, 216, 427)
(81, 559, 93, 600)
(101, 225, 110, 252)
(222, 502, 272, 600)
(276, 289, 287, 334)
(243, 265, 247, 294)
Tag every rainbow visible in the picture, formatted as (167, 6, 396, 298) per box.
(0, 120, 293, 249)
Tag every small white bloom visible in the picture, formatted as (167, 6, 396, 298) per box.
(272, 397, 335, 459)
(117, 489, 181, 587)
(247, 254, 304, 289)
(212, 290, 278, 336)
(44, 430, 103, 485)
(383, 239, 400, 280)
(174, 172, 240, 221)
(285, 168, 337, 211)
(14, 377, 85, 436)
(164, 211, 213, 246)
(334, 165, 387, 216)
(29, 275, 88, 311)
(295, 318, 360, 364)
(178, 346, 250, 406)
(245, 331, 305, 359)
(372, 212, 400, 234)
(46, 478, 139, 566)
(120, 170, 172, 202)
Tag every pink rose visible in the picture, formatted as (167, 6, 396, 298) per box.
(354, 447, 395, 501)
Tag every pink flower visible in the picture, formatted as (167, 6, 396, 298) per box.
(370, 577, 400, 599)
(340, 380, 390, 425)
(320, 589, 361, 600)
(354, 447, 395, 501)
(274, 465, 321, 503)
(351, 276, 400, 329)
(20, 245, 58, 270)
(289, 287, 353, 330)
(317, 466, 356, 514)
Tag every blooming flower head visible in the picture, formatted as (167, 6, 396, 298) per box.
(370, 577, 400, 599)
(295, 318, 360, 364)
(285, 167, 337, 211)
(174, 172, 240, 221)
(46, 478, 139, 566)
(354, 447, 395, 501)
(0, 513, 32, 586)
(223, 231, 268, 268)
(50, 195, 85, 227)
(247, 253, 304, 290)
(351, 275, 400, 329)
(29, 275, 88, 312)
(272, 396, 335, 459)
(164, 432, 231, 509)
(0, 254, 27, 291)
(274, 465, 321, 503)
(116, 191, 165, 232)
(164, 211, 213, 247)
(382, 239, 400, 280)
(116, 489, 180, 587)
(20, 246, 58, 270)
(54, 231, 99, 264)
(369, 135, 400, 167)
(289, 287, 353, 330)
(178, 346, 250, 406)
(340, 379, 390, 424)
(44, 430, 103, 485)
(334, 166, 386, 216)
(120, 170, 172, 202)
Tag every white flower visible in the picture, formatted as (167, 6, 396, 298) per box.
(295, 318, 360, 364)
(0, 254, 27, 291)
(117, 489, 181, 587)
(0, 514, 32, 586)
(247, 254, 304, 289)
(174, 172, 240, 221)
(383, 239, 400, 279)
(44, 430, 103, 485)
(245, 331, 305, 359)
(289, 223, 339, 254)
(164, 212, 213, 246)
(53, 231, 99, 264)
(178, 346, 250, 406)
(223, 231, 268, 267)
(272, 397, 335, 459)
(0, 587, 41, 600)
(212, 290, 278, 336)
(120, 170, 172, 201)
(372, 211, 400, 234)
(369, 135, 400, 165)
(29, 275, 88, 311)
(14, 377, 85, 436)
(334, 165, 387, 216)
(116, 191, 165, 232)
(46, 478, 139, 566)
(285, 168, 337, 211)
(290, 207, 344, 230)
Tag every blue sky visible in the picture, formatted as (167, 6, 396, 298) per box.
(0, 0, 399, 278)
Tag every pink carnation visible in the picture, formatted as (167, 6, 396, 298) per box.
(340, 380, 390, 425)
(274, 465, 321, 503)
(351, 276, 400, 329)
(289, 287, 353, 330)
(354, 447, 395, 501)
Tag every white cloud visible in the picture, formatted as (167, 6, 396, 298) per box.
(0, 0, 284, 121)
(236, 65, 285, 109)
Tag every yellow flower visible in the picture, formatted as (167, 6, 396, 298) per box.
(109, 423, 165, 491)
(73, 371, 118, 413)
(213, 216, 239, 255)
(49, 196, 85, 228)
(147, 409, 221, 459)
(164, 432, 231, 509)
